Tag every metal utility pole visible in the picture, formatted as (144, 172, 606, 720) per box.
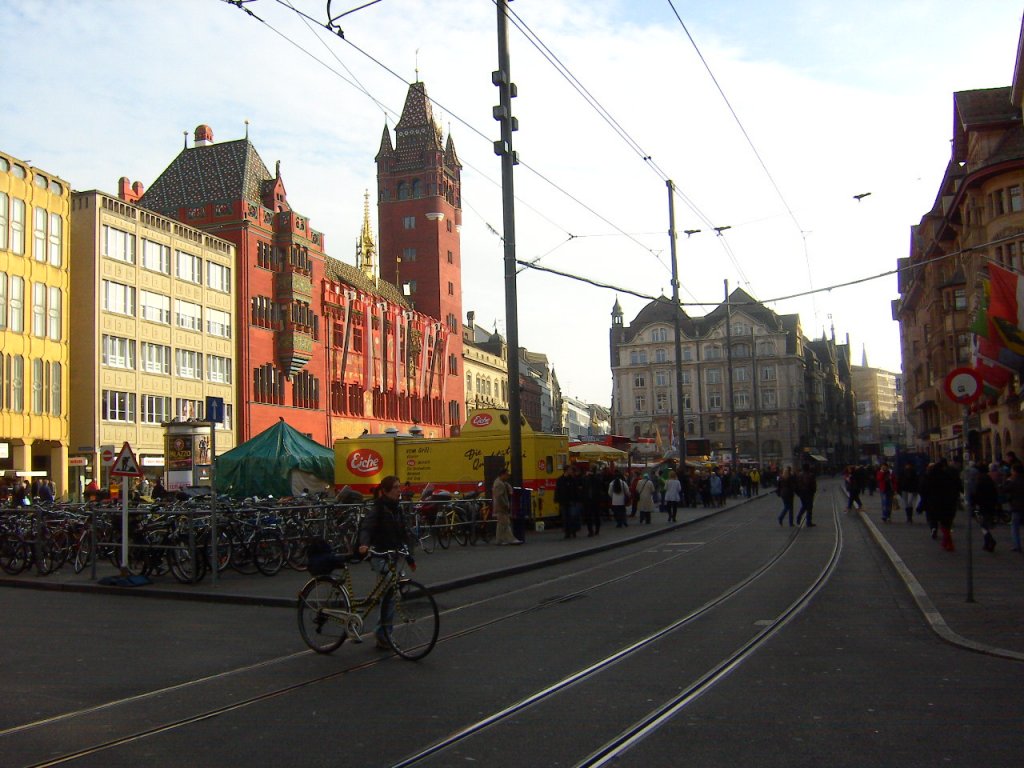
(494, 0, 523, 484)
(725, 280, 737, 475)
(667, 181, 686, 465)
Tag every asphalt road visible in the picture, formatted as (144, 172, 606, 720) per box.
(2, 488, 1022, 767)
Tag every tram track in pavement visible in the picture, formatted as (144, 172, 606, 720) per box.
(2, 516, 746, 748)
(389, 496, 843, 768)
(7, 499, 816, 768)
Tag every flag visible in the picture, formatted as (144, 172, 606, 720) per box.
(988, 263, 1024, 353)
(976, 335, 1024, 376)
(654, 424, 664, 453)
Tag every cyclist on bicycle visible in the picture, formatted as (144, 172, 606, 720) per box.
(358, 474, 415, 648)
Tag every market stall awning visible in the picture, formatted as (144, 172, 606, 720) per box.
(568, 443, 627, 460)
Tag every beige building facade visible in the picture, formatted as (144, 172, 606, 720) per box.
(462, 311, 508, 414)
(0, 150, 71, 495)
(69, 191, 237, 484)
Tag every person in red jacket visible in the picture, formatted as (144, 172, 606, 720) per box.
(876, 462, 895, 522)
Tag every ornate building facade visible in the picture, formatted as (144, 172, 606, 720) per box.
(611, 290, 856, 468)
(895, 83, 1024, 461)
(376, 81, 465, 434)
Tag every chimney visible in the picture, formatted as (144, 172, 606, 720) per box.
(118, 177, 143, 203)
(467, 310, 475, 328)
(194, 124, 214, 147)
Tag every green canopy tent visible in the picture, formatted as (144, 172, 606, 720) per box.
(215, 419, 335, 498)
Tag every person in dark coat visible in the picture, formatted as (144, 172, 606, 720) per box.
(972, 461, 999, 552)
(844, 465, 863, 511)
(898, 462, 920, 523)
(1001, 462, 1024, 552)
(795, 464, 817, 527)
(776, 465, 796, 526)
(922, 458, 960, 551)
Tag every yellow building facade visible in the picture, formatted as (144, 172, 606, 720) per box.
(69, 191, 237, 488)
(0, 151, 71, 496)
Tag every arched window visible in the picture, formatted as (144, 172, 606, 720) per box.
(397, 182, 408, 200)
(411, 179, 421, 197)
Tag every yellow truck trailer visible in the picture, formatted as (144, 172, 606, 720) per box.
(334, 409, 568, 521)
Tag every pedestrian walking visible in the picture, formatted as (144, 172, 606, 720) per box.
(1001, 461, 1024, 553)
(555, 465, 577, 539)
(973, 462, 998, 552)
(877, 462, 894, 522)
(795, 463, 817, 527)
(776, 465, 796, 526)
(843, 465, 863, 511)
(492, 467, 521, 545)
(897, 462, 919, 523)
(583, 467, 605, 536)
(924, 458, 959, 551)
(663, 470, 682, 522)
(608, 472, 630, 528)
(635, 473, 657, 524)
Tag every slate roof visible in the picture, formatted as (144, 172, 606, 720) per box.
(140, 139, 272, 215)
(323, 256, 408, 308)
(624, 296, 696, 342)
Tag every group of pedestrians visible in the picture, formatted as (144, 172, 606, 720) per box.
(841, 454, 1024, 555)
(775, 464, 817, 527)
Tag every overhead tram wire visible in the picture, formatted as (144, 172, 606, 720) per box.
(521, 229, 1011, 311)
(238, 0, 673, 274)
(665, 0, 809, 306)
(501, 0, 754, 293)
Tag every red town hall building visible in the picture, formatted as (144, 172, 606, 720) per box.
(132, 80, 465, 444)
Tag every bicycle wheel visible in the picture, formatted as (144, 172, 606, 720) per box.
(436, 511, 452, 549)
(72, 528, 94, 574)
(452, 510, 469, 547)
(0, 534, 29, 575)
(254, 531, 285, 576)
(297, 576, 351, 653)
(168, 538, 207, 583)
(478, 512, 493, 544)
(418, 522, 435, 555)
(230, 533, 259, 575)
(384, 579, 439, 661)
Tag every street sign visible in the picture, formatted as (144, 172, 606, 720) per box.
(943, 367, 983, 405)
(206, 396, 224, 425)
(100, 444, 116, 466)
(110, 442, 143, 477)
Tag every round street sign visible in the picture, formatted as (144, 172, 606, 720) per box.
(100, 445, 116, 466)
(943, 367, 983, 405)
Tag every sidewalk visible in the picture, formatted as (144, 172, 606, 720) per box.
(851, 489, 1024, 661)
(0, 500, 735, 607)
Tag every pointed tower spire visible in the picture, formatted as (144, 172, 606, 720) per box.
(358, 189, 377, 280)
(861, 343, 869, 368)
(375, 124, 394, 164)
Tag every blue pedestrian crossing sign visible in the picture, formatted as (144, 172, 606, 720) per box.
(110, 442, 142, 477)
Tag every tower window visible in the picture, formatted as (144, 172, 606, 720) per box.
(446, 220, 452, 232)
(403, 247, 417, 262)
(448, 281, 454, 296)
(447, 250, 453, 264)
(403, 216, 415, 230)
(412, 179, 421, 197)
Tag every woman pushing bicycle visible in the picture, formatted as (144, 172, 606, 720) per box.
(358, 475, 416, 648)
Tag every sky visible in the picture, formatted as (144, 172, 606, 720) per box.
(2, 0, 1022, 406)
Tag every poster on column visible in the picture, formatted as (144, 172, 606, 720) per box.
(166, 435, 194, 471)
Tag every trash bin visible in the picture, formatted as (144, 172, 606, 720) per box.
(512, 487, 531, 543)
